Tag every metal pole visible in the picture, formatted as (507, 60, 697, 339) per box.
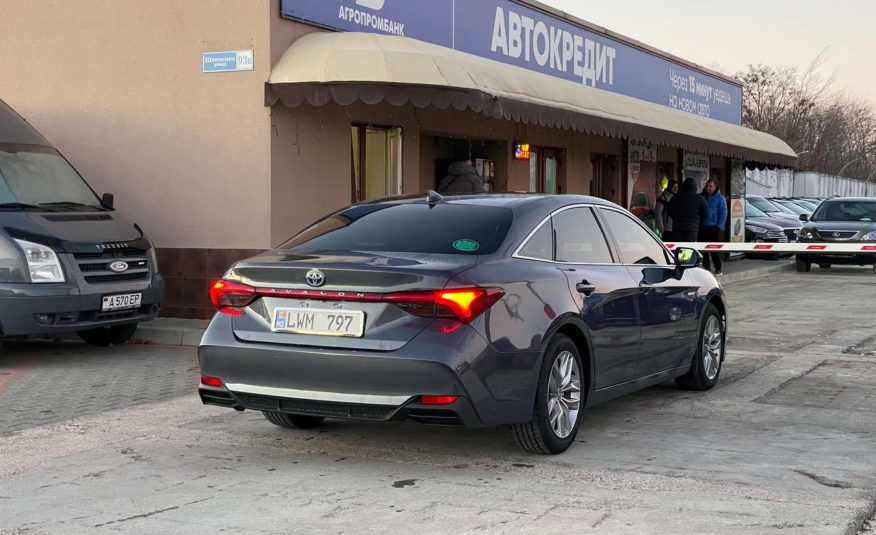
(837, 157, 864, 178)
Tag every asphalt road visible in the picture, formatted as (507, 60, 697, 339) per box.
(1, 266, 875, 534)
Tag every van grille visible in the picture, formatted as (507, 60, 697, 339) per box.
(74, 248, 146, 259)
(84, 272, 150, 284)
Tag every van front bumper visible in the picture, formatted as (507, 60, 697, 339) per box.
(0, 275, 163, 336)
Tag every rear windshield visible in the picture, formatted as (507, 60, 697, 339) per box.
(812, 200, 876, 222)
(280, 203, 513, 255)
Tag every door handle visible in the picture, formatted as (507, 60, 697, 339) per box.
(576, 281, 597, 296)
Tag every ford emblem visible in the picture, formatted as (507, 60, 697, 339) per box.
(109, 261, 129, 273)
(305, 269, 326, 288)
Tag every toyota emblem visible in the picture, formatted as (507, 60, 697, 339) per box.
(305, 269, 326, 288)
(109, 261, 129, 273)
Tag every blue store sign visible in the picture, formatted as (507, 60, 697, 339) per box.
(281, 0, 742, 125)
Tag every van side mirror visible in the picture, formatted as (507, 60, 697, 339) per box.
(101, 193, 115, 209)
(674, 247, 702, 270)
(799, 213, 809, 222)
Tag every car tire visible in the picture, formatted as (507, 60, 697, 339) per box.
(262, 411, 325, 429)
(819, 263, 831, 269)
(77, 323, 138, 347)
(511, 334, 584, 455)
(676, 304, 724, 391)
(795, 256, 811, 273)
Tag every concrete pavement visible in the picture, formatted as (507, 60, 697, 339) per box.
(1, 265, 874, 534)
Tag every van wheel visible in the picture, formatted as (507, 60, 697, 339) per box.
(511, 334, 583, 455)
(77, 323, 138, 347)
(263, 411, 325, 429)
(676, 304, 724, 391)
(795, 257, 811, 272)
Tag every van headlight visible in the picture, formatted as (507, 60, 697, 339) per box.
(862, 231, 876, 241)
(14, 239, 66, 283)
(748, 225, 767, 234)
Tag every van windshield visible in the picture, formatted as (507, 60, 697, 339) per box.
(0, 144, 102, 211)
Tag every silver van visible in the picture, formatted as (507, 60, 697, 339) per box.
(0, 99, 163, 348)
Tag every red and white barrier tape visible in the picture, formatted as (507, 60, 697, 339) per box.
(664, 242, 876, 253)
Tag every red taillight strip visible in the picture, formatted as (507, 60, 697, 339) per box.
(210, 279, 504, 323)
(254, 287, 385, 302)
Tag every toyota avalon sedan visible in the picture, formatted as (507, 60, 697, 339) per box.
(199, 194, 726, 454)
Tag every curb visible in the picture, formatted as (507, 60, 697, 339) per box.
(131, 261, 796, 348)
(718, 260, 795, 285)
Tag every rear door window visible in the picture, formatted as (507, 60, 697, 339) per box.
(280, 203, 513, 255)
(552, 207, 614, 264)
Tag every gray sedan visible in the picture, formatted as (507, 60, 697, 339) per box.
(199, 194, 726, 454)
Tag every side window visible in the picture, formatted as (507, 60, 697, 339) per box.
(518, 220, 554, 261)
(599, 209, 671, 265)
(553, 207, 614, 264)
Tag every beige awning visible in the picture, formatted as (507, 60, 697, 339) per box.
(267, 32, 797, 167)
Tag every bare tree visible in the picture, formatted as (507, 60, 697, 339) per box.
(736, 55, 876, 182)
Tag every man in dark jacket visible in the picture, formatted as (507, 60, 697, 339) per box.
(437, 159, 485, 194)
(668, 177, 708, 243)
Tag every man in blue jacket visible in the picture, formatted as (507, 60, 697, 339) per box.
(700, 178, 728, 275)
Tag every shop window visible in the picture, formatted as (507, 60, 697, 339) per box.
(528, 148, 562, 194)
(351, 125, 402, 203)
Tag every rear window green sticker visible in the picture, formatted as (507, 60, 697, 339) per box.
(453, 239, 480, 252)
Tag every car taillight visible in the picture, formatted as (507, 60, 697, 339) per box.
(210, 279, 256, 314)
(385, 287, 504, 323)
(420, 395, 458, 405)
(201, 375, 224, 387)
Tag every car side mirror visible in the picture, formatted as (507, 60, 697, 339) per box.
(101, 193, 115, 209)
(674, 247, 702, 270)
(799, 213, 808, 222)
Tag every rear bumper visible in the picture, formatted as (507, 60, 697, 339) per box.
(199, 384, 482, 427)
(198, 314, 539, 428)
(0, 275, 163, 336)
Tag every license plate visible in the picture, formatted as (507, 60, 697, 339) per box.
(272, 307, 365, 338)
(101, 293, 142, 312)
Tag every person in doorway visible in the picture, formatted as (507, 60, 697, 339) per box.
(668, 177, 708, 244)
(437, 159, 485, 194)
(653, 179, 679, 241)
(700, 178, 728, 276)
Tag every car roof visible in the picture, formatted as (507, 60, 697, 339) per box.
(360, 193, 618, 209)
(0, 98, 52, 147)
(819, 197, 876, 203)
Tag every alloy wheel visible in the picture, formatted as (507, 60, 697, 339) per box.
(702, 315, 723, 380)
(547, 350, 581, 439)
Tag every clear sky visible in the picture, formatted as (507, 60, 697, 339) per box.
(544, 0, 876, 104)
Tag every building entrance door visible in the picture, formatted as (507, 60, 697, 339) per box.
(591, 154, 620, 205)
